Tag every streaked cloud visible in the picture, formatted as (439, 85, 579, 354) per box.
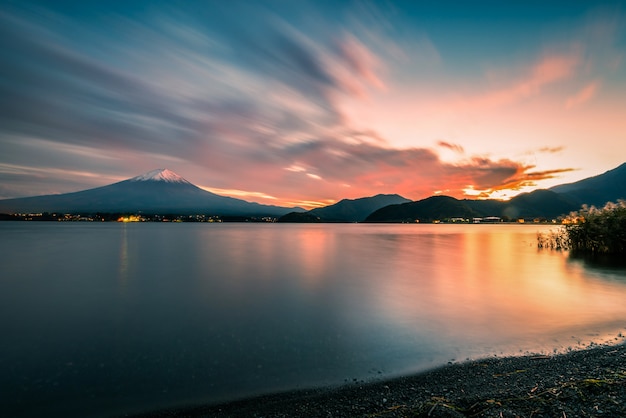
(469, 52, 581, 110)
(566, 81, 600, 109)
(0, 1, 623, 207)
(198, 186, 277, 201)
(538, 146, 565, 154)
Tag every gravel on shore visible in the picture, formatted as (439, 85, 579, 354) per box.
(130, 342, 626, 417)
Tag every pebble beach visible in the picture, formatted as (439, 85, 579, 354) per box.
(130, 342, 626, 417)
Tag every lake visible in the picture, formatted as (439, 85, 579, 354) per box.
(1, 222, 626, 417)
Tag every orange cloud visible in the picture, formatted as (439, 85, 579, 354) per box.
(207, 130, 579, 207)
(437, 140, 464, 153)
(462, 167, 577, 199)
(198, 186, 278, 201)
(271, 139, 575, 205)
(538, 146, 565, 154)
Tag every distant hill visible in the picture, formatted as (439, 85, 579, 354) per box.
(495, 189, 580, 219)
(550, 162, 626, 207)
(310, 194, 411, 222)
(278, 194, 410, 222)
(0, 169, 301, 217)
(2, 162, 625, 221)
(365, 163, 626, 223)
(276, 212, 322, 223)
(365, 190, 581, 223)
(365, 195, 479, 223)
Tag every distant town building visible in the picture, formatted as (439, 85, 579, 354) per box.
(473, 216, 502, 223)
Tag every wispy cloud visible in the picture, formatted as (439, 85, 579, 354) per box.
(198, 186, 277, 201)
(566, 81, 600, 109)
(469, 52, 581, 110)
(0, 2, 619, 206)
(437, 141, 465, 154)
(538, 146, 565, 154)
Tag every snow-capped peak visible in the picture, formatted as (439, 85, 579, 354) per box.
(129, 169, 191, 184)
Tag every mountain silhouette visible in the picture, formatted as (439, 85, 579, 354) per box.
(280, 194, 412, 223)
(0, 169, 300, 217)
(278, 194, 410, 222)
(550, 162, 626, 207)
(364, 190, 585, 223)
(363, 163, 626, 222)
(2, 162, 625, 221)
(364, 195, 479, 223)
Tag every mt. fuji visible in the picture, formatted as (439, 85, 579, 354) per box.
(0, 169, 301, 216)
(129, 168, 193, 184)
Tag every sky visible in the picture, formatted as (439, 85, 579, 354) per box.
(1, 1, 625, 209)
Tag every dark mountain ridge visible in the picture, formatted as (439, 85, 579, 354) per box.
(0, 169, 300, 217)
(278, 194, 410, 223)
(364, 162, 626, 223)
(312, 194, 411, 222)
(365, 195, 479, 223)
(365, 190, 583, 223)
(550, 162, 626, 207)
(2, 162, 625, 221)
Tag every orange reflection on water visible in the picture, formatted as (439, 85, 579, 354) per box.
(370, 225, 626, 352)
(291, 226, 337, 289)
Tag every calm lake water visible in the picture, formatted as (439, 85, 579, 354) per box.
(1, 222, 626, 417)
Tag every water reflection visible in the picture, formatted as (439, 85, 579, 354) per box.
(566, 253, 626, 282)
(118, 225, 129, 290)
(337, 226, 626, 359)
(294, 227, 337, 288)
(2, 223, 626, 418)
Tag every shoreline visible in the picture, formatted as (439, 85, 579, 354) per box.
(129, 342, 626, 417)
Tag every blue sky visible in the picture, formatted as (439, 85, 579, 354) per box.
(1, 1, 625, 207)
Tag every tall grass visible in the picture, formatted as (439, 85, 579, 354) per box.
(537, 201, 626, 255)
(537, 229, 569, 250)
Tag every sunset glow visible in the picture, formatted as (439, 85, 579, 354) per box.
(0, 1, 625, 208)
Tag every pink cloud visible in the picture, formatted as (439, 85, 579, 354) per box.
(325, 33, 387, 99)
(566, 81, 600, 109)
(336, 34, 385, 89)
(208, 131, 575, 208)
(4, 3, 608, 211)
(470, 53, 581, 110)
(532, 54, 578, 84)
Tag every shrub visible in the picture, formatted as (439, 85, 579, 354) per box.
(566, 201, 626, 255)
(538, 201, 626, 255)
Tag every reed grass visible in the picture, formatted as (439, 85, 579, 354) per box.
(537, 201, 626, 255)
